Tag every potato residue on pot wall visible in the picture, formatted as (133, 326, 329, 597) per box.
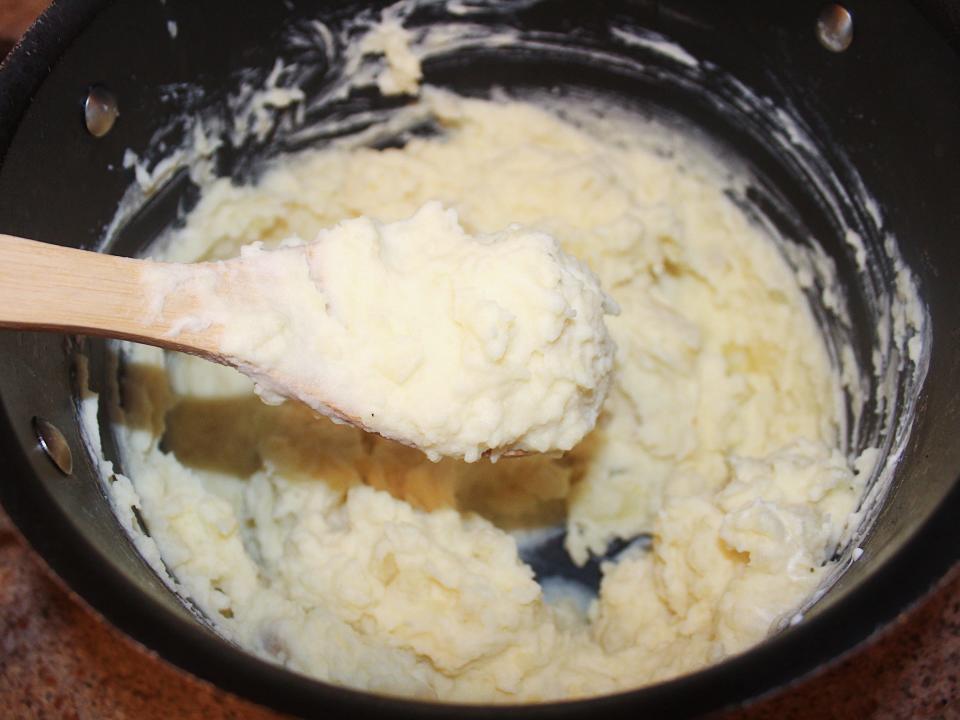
(90, 87, 876, 701)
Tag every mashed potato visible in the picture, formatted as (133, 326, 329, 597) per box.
(142, 200, 618, 462)
(108, 90, 868, 701)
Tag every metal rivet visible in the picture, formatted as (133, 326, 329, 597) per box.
(816, 4, 853, 52)
(84, 85, 119, 138)
(32, 417, 73, 476)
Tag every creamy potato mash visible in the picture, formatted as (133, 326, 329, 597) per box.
(108, 89, 871, 702)
(143, 201, 617, 461)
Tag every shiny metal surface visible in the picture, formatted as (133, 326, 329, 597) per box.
(32, 416, 72, 475)
(83, 84, 118, 138)
(817, 4, 854, 52)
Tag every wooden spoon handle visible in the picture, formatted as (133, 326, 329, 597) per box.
(0, 234, 220, 357)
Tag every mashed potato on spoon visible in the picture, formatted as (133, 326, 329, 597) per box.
(144, 200, 617, 462)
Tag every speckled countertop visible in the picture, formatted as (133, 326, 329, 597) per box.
(1, 3, 959, 719)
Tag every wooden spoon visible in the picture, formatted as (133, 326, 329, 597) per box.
(0, 234, 390, 430)
(0, 233, 527, 457)
(0, 233, 377, 423)
(0, 233, 234, 359)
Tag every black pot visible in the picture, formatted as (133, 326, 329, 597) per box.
(1, 1, 958, 718)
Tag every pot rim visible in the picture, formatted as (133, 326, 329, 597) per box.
(0, 1, 958, 717)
